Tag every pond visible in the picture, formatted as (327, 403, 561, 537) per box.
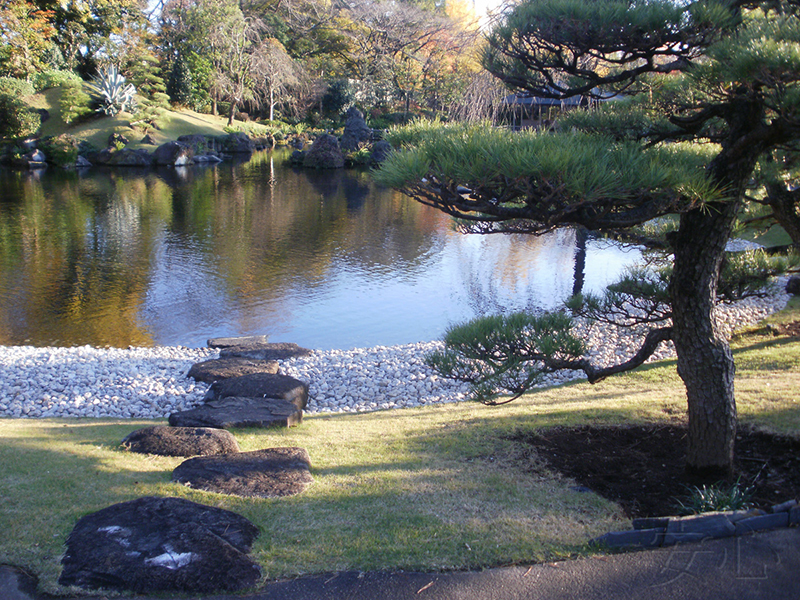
(0, 149, 642, 350)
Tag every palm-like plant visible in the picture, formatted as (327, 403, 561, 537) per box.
(86, 66, 137, 116)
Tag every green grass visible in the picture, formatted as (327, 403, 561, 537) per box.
(1, 321, 799, 595)
(28, 86, 268, 151)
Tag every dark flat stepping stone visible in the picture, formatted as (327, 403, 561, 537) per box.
(172, 448, 313, 498)
(219, 342, 312, 361)
(205, 372, 308, 409)
(187, 357, 279, 383)
(59, 496, 260, 594)
(169, 397, 302, 429)
(208, 335, 270, 348)
(121, 425, 240, 456)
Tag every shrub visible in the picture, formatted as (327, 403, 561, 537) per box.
(59, 81, 92, 125)
(33, 69, 82, 91)
(86, 66, 137, 116)
(0, 93, 41, 139)
(0, 77, 35, 97)
(38, 134, 80, 167)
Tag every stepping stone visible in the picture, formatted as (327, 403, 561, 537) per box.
(205, 372, 309, 410)
(187, 357, 279, 383)
(219, 342, 312, 361)
(121, 425, 240, 456)
(207, 335, 270, 348)
(172, 448, 313, 498)
(59, 496, 260, 594)
(168, 397, 302, 429)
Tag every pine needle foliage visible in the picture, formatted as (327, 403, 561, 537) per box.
(426, 312, 585, 405)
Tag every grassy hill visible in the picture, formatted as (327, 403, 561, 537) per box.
(26, 86, 269, 151)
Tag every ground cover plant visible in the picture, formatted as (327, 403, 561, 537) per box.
(0, 310, 798, 596)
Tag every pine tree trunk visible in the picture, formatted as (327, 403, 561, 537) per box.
(669, 201, 740, 477)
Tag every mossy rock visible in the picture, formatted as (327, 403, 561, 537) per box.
(39, 134, 81, 167)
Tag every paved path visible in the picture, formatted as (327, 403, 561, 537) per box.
(3, 527, 799, 600)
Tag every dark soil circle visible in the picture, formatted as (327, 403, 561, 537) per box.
(512, 424, 800, 518)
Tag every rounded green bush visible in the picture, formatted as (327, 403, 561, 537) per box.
(0, 93, 41, 139)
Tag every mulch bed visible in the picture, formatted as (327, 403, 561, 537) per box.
(513, 424, 800, 518)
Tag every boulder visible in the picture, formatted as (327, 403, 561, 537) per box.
(177, 134, 212, 153)
(121, 425, 240, 456)
(787, 276, 800, 295)
(340, 107, 372, 151)
(169, 396, 303, 429)
(205, 372, 309, 410)
(95, 148, 151, 167)
(219, 341, 312, 361)
(172, 447, 313, 498)
(58, 496, 261, 594)
(153, 141, 195, 166)
(140, 133, 157, 145)
(108, 132, 129, 147)
(219, 132, 255, 153)
(303, 134, 344, 169)
(188, 357, 279, 383)
(370, 140, 392, 164)
(75, 156, 92, 168)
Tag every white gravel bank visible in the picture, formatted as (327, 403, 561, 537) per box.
(0, 280, 792, 419)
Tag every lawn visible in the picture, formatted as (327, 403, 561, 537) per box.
(1, 303, 798, 596)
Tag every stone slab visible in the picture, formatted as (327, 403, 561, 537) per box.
(187, 357, 279, 383)
(219, 342, 313, 361)
(632, 517, 669, 531)
(663, 513, 735, 546)
(172, 447, 313, 498)
(58, 496, 260, 594)
(169, 397, 302, 429)
(121, 425, 240, 456)
(205, 372, 309, 410)
(208, 335, 270, 348)
(735, 512, 790, 535)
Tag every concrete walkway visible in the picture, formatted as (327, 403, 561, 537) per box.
(4, 527, 799, 600)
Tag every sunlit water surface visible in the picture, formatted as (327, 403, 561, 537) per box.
(0, 150, 642, 349)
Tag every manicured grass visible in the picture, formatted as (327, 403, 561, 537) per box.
(1, 323, 799, 595)
(30, 86, 268, 151)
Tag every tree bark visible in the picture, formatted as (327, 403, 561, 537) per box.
(669, 201, 739, 477)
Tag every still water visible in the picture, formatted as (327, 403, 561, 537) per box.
(0, 149, 642, 349)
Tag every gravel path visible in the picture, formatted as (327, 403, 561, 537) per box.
(0, 280, 791, 419)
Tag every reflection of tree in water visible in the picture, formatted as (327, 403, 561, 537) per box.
(0, 152, 604, 347)
(0, 168, 164, 346)
(455, 228, 580, 316)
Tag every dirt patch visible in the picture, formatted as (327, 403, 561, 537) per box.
(512, 424, 800, 518)
(771, 320, 800, 337)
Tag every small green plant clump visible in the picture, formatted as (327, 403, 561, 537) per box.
(675, 479, 755, 515)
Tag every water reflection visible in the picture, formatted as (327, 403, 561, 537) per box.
(0, 150, 641, 349)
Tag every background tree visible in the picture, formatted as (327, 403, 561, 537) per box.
(250, 37, 305, 121)
(376, 0, 800, 476)
(0, 0, 57, 78)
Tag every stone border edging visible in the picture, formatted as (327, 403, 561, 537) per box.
(590, 499, 799, 550)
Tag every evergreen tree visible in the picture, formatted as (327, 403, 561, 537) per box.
(376, 0, 800, 475)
